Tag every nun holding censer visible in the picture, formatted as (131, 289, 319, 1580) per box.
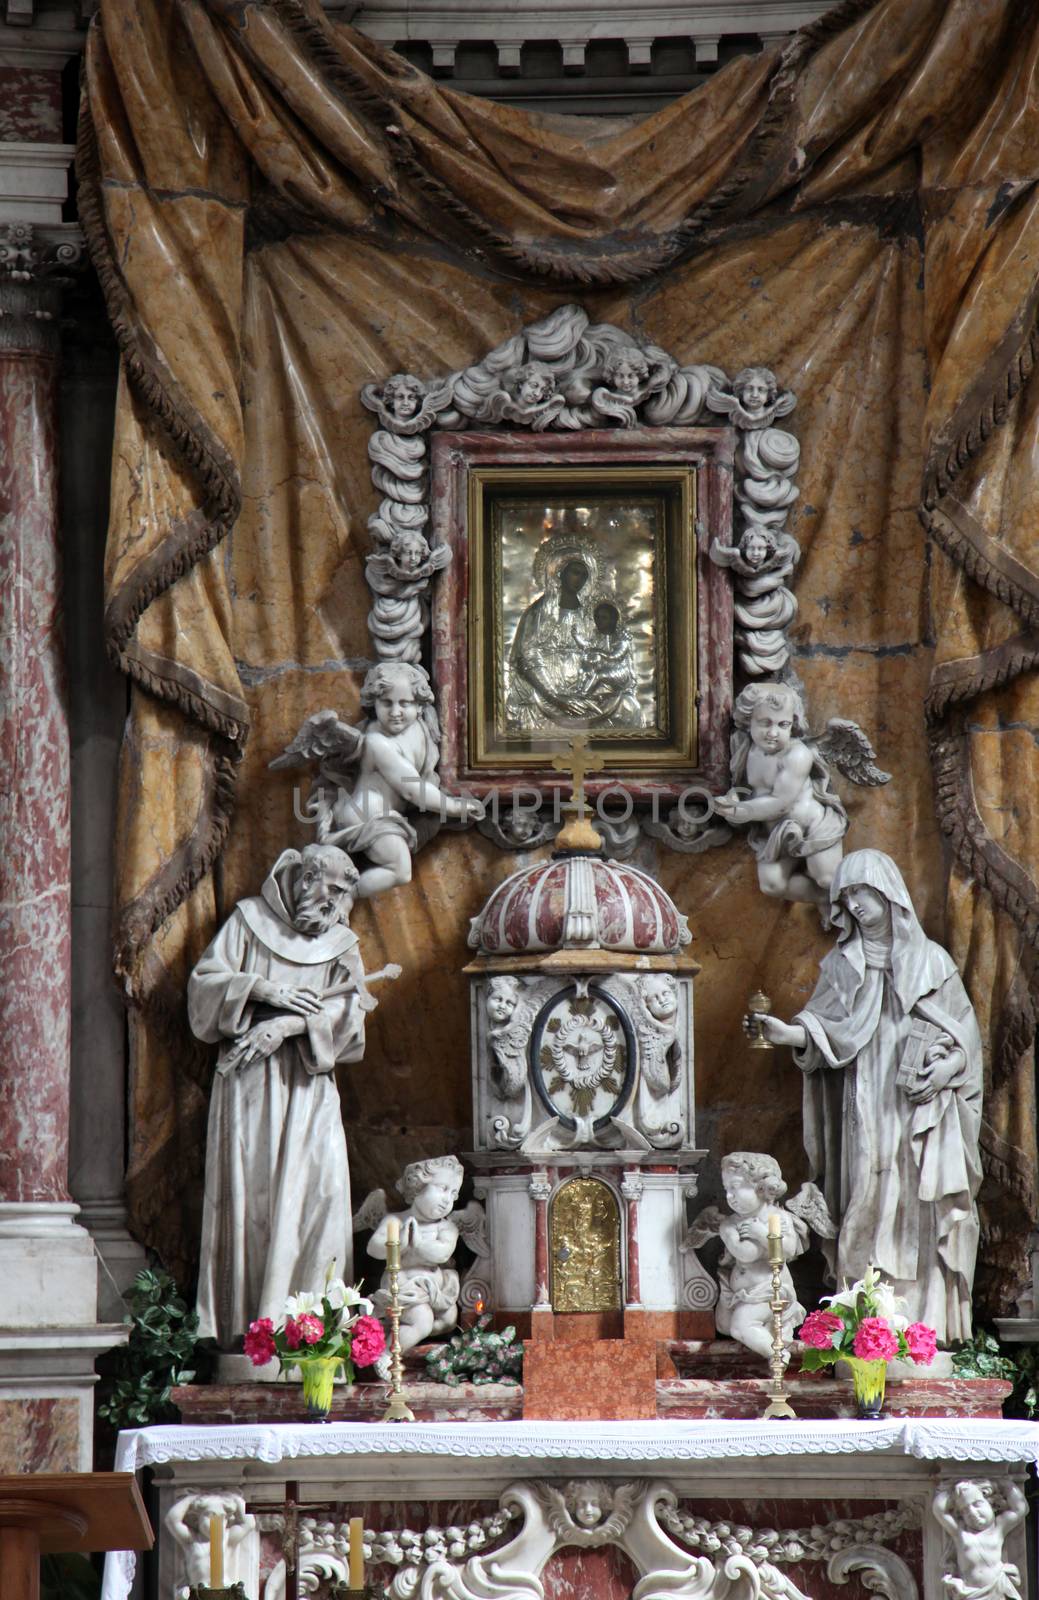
(746, 849, 982, 1344)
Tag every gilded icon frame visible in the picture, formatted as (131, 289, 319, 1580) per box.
(431, 426, 734, 800)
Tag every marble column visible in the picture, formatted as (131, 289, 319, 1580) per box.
(529, 1170, 553, 1340)
(621, 1168, 643, 1308)
(61, 294, 147, 1319)
(0, 216, 123, 1471)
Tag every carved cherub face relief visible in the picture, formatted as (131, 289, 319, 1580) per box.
(953, 1484, 996, 1531)
(383, 376, 424, 420)
(740, 530, 772, 569)
(411, 1173, 460, 1222)
(748, 698, 796, 756)
(604, 351, 647, 397)
(373, 669, 421, 735)
(723, 1175, 762, 1218)
(640, 973, 677, 1022)
(486, 979, 520, 1027)
(738, 375, 771, 415)
(393, 531, 429, 571)
(515, 366, 555, 406)
(565, 1481, 609, 1528)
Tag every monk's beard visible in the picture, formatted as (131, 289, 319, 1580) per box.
(292, 882, 341, 935)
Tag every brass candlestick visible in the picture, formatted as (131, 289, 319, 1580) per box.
(381, 1235, 415, 1423)
(747, 990, 773, 1050)
(762, 1218, 796, 1420)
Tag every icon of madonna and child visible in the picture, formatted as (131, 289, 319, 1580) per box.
(503, 527, 653, 735)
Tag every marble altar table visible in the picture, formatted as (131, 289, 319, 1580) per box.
(104, 1419, 1039, 1600)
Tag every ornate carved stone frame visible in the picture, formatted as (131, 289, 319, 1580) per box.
(361, 303, 803, 839)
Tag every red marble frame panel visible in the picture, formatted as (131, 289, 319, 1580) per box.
(430, 427, 734, 801)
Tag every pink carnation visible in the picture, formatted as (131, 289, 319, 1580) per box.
(350, 1314, 387, 1368)
(904, 1321, 938, 1366)
(283, 1316, 303, 1350)
(799, 1309, 845, 1349)
(852, 1316, 899, 1362)
(296, 1312, 324, 1345)
(244, 1317, 276, 1367)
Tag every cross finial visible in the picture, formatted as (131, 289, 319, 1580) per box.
(551, 734, 605, 852)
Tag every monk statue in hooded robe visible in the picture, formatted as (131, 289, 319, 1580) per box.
(746, 848, 982, 1344)
(189, 843, 398, 1347)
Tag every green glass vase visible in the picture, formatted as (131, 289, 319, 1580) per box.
(845, 1356, 887, 1419)
(297, 1354, 342, 1420)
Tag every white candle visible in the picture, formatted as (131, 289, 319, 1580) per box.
(767, 1212, 781, 1237)
(348, 1516, 365, 1589)
(386, 1216, 400, 1245)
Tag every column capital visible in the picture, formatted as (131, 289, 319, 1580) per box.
(0, 220, 85, 355)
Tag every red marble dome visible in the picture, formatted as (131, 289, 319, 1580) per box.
(469, 853, 691, 955)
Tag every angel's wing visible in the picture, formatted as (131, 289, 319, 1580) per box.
(269, 709, 364, 772)
(452, 1200, 489, 1257)
(812, 718, 891, 787)
(785, 1181, 837, 1239)
(351, 1187, 388, 1233)
(685, 1205, 725, 1251)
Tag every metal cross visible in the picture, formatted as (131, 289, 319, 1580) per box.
(550, 734, 604, 819)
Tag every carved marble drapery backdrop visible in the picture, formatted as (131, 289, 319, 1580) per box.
(80, 0, 1039, 1303)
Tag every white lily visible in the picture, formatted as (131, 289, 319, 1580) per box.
(284, 1290, 319, 1318)
(823, 1267, 908, 1327)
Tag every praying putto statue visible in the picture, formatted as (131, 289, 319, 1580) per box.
(746, 848, 983, 1344)
(355, 1155, 486, 1365)
(688, 1152, 834, 1362)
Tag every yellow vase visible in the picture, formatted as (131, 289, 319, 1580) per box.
(298, 1355, 341, 1419)
(845, 1356, 887, 1419)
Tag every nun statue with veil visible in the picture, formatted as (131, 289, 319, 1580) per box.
(746, 848, 983, 1343)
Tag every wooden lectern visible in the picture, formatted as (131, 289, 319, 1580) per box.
(0, 1472, 153, 1600)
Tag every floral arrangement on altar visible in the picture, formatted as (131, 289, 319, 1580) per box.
(799, 1265, 937, 1417)
(244, 1268, 386, 1416)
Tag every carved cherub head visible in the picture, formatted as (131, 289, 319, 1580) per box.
(390, 527, 431, 572)
(399, 1154, 465, 1219)
(721, 1151, 787, 1216)
(292, 844, 359, 935)
(638, 972, 678, 1023)
(732, 681, 807, 751)
(381, 373, 426, 421)
(509, 361, 557, 408)
(486, 975, 522, 1027)
(739, 527, 778, 570)
(360, 662, 435, 733)
(603, 344, 650, 398)
(732, 366, 779, 418)
(564, 1480, 612, 1529)
(951, 1482, 999, 1531)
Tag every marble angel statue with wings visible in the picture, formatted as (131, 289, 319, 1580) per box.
(271, 662, 484, 897)
(353, 1156, 486, 1362)
(712, 679, 890, 908)
(687, 1153, 835, 1362)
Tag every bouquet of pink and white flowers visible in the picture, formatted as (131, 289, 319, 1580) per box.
(243, 1266, 386, 1386)
(799, 1264, 937, 1373)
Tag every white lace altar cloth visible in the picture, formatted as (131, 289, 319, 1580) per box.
(103, 1417, 1039, 1600)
